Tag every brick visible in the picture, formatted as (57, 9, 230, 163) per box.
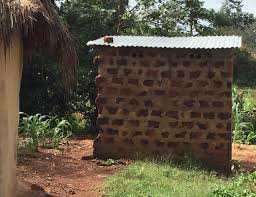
(155, 140, 165, 147)
(106, 128, 118, 135)
(167, 142, 179, 148)
(215, 61, 225, 68)
(171, 80, 183, 87)
(145, 129, 156, 137)
(183, 61, 190, 67)
(128, 79, 139, 85)
(151, 110, 162, 117)
(106, 106, 118, 115)
(227, 82, 232, 89)
(200, 143, 209, 150)
(95, 75, 107, 87)
(203, 112, 215, 119)
(148, 121, 160, 128)
(219, 91, 231, 98)
(212, 101, 224, 107)
(221, 71, 231, 78)
(218, 133, 230, 140)
(120, 88, 132, 96)
(199, 100, 209, 108)
(191, 112, 201, 118)
(119, 49, 130, 57)
(169, 122, 179, 128)
(124, 68, 132, 76)
(155, 60, 165, 67)
(177, 70, 185, 78)
(184, 100, 195, 107)
(182, 122, 194, 129)
(143, 80, 154, 87)
(123, 138, 134, 145)
(105, 87, 118, 95)
(129, 98, 139, 106)
(132, 131, 142, 137)
(146, 69, 158, 77)
(137, 109, 149, 117)
(112, 77, 123, 85)
(166, 111, 179, 119)
(97, 116, 109, 125)
(116, 97, 125, 104)
(112, 119, 124, 126)
(190, 91, 200, 97)
(140, 139, 149, 145)
(214, 81, 223, 88)
(138, 69, 143, 75)
(161, 132, 169, 138)
(104, 137, 114, 144)
(185, 82, 193, 88)
(197, 122, 207, 130)
(128, 120, 140, 127)
(161, 71, 172, 78)
(199, 81, 208, 87)
(116, 59, 127, 65)
(190, 71, 201, 79)
(138, 91, 148, 96)
(140, 139, 149, 146)
(95, 96, 107, 106)
(207, 133, 215, 140)
(169, 61, 178, 67)
(144, 100, 154, 107)
(154, 90, 165, 96)
(218, 113, 231, 120)
(107, 68, 118, 75)
(121, 109, 130, 116)
(190, 132, 202, 139)
(169, 90, 179, 97)
(208, 71, 215, 79)
(140, 60, 150, 67)
(175, 132, 186, 138)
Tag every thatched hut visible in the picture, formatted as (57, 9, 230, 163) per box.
(0, 1, 77, 196)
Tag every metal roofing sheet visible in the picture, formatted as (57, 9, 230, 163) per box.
(87, 35, 242, 49)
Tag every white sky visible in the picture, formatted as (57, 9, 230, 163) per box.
(129, 0, 256, 15)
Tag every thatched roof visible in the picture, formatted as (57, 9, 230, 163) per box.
(0, 0, 77, 89)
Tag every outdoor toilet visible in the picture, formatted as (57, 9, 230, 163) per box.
(87, 36, 242, 171)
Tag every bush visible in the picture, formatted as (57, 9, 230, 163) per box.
(66, 113, 91, 136)
(18, 113, 72, 152)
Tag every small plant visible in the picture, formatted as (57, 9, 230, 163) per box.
(66, 113, 91, 136)
(213, 172, 256, 197)
(18, 113, 72, 152)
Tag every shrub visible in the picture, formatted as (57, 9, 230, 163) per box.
(18, 113, 72, 152)
(66, 113, 91, 136)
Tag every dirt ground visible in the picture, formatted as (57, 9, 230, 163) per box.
(17, 138, 256, 197)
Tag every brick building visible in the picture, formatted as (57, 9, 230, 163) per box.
(87, 36, 242, 171)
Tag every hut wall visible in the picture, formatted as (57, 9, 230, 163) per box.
(94, 47, 233, 170)
(0, 32, 23, 197)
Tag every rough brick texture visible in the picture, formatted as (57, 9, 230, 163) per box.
(93, 47, 233, 171)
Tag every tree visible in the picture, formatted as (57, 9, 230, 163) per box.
(213, 0, 255, 28)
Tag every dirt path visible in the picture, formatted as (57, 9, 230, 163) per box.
(17, 139, 124, 197)
(17, 140, 256, 197)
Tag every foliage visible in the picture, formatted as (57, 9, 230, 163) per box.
(213, 172, 256, 197)
(232, 87, 256, 144)
(103, 157, 256, 197)
(66, 113, 91, 136)
(18, 113, 72, 152)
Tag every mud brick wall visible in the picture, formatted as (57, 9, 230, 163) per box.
(94, 47, 233, 170)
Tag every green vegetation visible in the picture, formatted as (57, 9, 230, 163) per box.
(18, 113, 72, 152)
(104, 159, 256, 197)
(232, 87, 256, 144)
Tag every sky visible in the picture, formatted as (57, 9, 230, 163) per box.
(130, 0, 256, 15)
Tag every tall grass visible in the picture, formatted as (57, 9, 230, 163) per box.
(232, 86, 256, 144)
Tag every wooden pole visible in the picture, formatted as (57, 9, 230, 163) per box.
(0, 32, 23, 197)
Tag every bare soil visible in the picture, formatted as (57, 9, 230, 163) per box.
(17, 139, 256, 197)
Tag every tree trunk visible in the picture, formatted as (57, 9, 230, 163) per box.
(0, 32, 23, 197)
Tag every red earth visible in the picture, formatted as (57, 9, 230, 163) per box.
(17, 138, 256, 197)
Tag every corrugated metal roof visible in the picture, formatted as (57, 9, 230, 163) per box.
(87, 35, 242, 49)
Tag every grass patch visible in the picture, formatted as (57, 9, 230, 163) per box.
(103, 158, 256, 197)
